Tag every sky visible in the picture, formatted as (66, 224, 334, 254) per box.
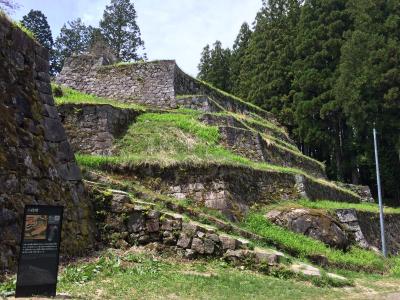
(11, 0, 262, 76)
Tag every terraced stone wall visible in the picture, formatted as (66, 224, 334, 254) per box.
(336, 209, 400, 255)
(98, 164, 361, 220)
(56, 58, 177, 108)
(58, 104, 141, 155)
(56, 54, 275, 120)
(0, 16, 94, 273)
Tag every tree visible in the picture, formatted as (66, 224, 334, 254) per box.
(99, 0, 145, 61)
(21, 10, 53, 50)
(236, 0, 301, 128)
(336, 0, 400, 202)
(0, 0, 19, 14)
(197, 44, 212, 81)
(197, 41, 231, 91)
(53, 18, 94, 73)
(230, 22, 252, 96)
(291, 0, 352, 180)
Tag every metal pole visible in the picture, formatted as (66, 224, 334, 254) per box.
(373, 127, 387, 257)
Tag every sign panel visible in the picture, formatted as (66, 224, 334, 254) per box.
(15, 205, 63, 298)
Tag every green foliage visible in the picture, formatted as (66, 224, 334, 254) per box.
(230, 22, 252, 96)
(53, 18, 94, 73)
(52, 84, 146, 110)
(0, 277, 15, 297)
(99, 0, 145, 61)
(20, 10, 53, 50)
(196, 0, 400, 204)
(197, 41, 232, 91)
(242, 213, 386, 272)
(13, 21, 36, 40)
(296, 199, 400, 214)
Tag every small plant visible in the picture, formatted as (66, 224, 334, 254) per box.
(0, 277, 16, 297)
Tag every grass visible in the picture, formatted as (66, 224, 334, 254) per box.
(57, 251, 346, 300)
(13, 22, 36, 40)
(3, 247, 400, 299)
(241, 213, 386, 272)
(52, 84, 146, 110)
(0, 10, 36, 41)
(0, 250, 351, 299)
(295, 199, 400, 214)
(75, 110, 358, 199)
(100, 59, 165, 69)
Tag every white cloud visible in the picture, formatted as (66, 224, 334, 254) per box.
(15, 0, 262, 75)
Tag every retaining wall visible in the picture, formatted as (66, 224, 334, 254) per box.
(0, 16, 94, 273)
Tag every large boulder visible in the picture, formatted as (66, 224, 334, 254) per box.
(265, 208, 350, 250)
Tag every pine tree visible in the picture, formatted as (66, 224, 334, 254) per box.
(197, 41, 231, 91)
(230, 22, 252, 96)
(198, 44, 212, 81)
(53, 18, 94, 73)
(336, 0, 400, 201)
(21, 10, 53, 50)
(99, 0, 145, 61)
(291, 0, 351, 179)
(237, 0, 301, 128)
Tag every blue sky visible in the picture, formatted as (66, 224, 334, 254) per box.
(12, 0, 262, 76)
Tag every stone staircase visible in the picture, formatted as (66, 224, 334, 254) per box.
(88, 183, 348, 283)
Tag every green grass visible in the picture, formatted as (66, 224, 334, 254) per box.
(259, 198, 400, 215)
(75, 110, 357, 199)
(0, 9, 36, 41)
(241, 213, 386, 272)
(52, 84, 146, 110)
(13, 22, 36, 40)
(47, 251, 348, 299)
(297, 199, 400, 214)
(100, 59, 164, 70)
(3, 249, 400, 299)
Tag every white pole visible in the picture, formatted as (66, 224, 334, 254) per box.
(373, 127, 387, 257)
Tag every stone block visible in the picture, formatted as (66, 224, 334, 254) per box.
(219, 235, 237, 251)
(43, 117, 67, 142)
(177, 233, 192, 249)
(146, 217, 160, 233)
(182, 222, 198, 237)
(191, 238, 205, 254)
(203, 239, 215, 254)
(127, 211, 145, 233)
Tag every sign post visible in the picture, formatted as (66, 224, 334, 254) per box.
(373, 128, 387, 257)
(15, 205, 64, 298)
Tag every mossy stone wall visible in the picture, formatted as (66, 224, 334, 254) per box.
(0, 15, 95, 273)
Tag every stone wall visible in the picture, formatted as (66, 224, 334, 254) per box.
(200, 113, 295, 147)
(335, 209, 400, 254)
(218, 126, 326, 179)
(334, 182, 374, 203)
(89, 186, 286, 265)
(0, 16, 94, 273)
(173, 65, 275, 120)
(56, 54, 277, 122)
(97, 163, 361, 220)
(56, 58, 177, 108)
(58, 104, 141, 155)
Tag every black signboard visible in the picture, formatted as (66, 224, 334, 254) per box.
(15, 205, 63, 298)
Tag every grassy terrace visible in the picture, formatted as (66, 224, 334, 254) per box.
(92, 172, 389, 274)
(262, 198, 400, 214)
(83, 172, 391, 275)
(0, 249, 368, 299)
(52, 84, 147, 111)
(241, 213, 387, 272)
(75, 111, 357, 198)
